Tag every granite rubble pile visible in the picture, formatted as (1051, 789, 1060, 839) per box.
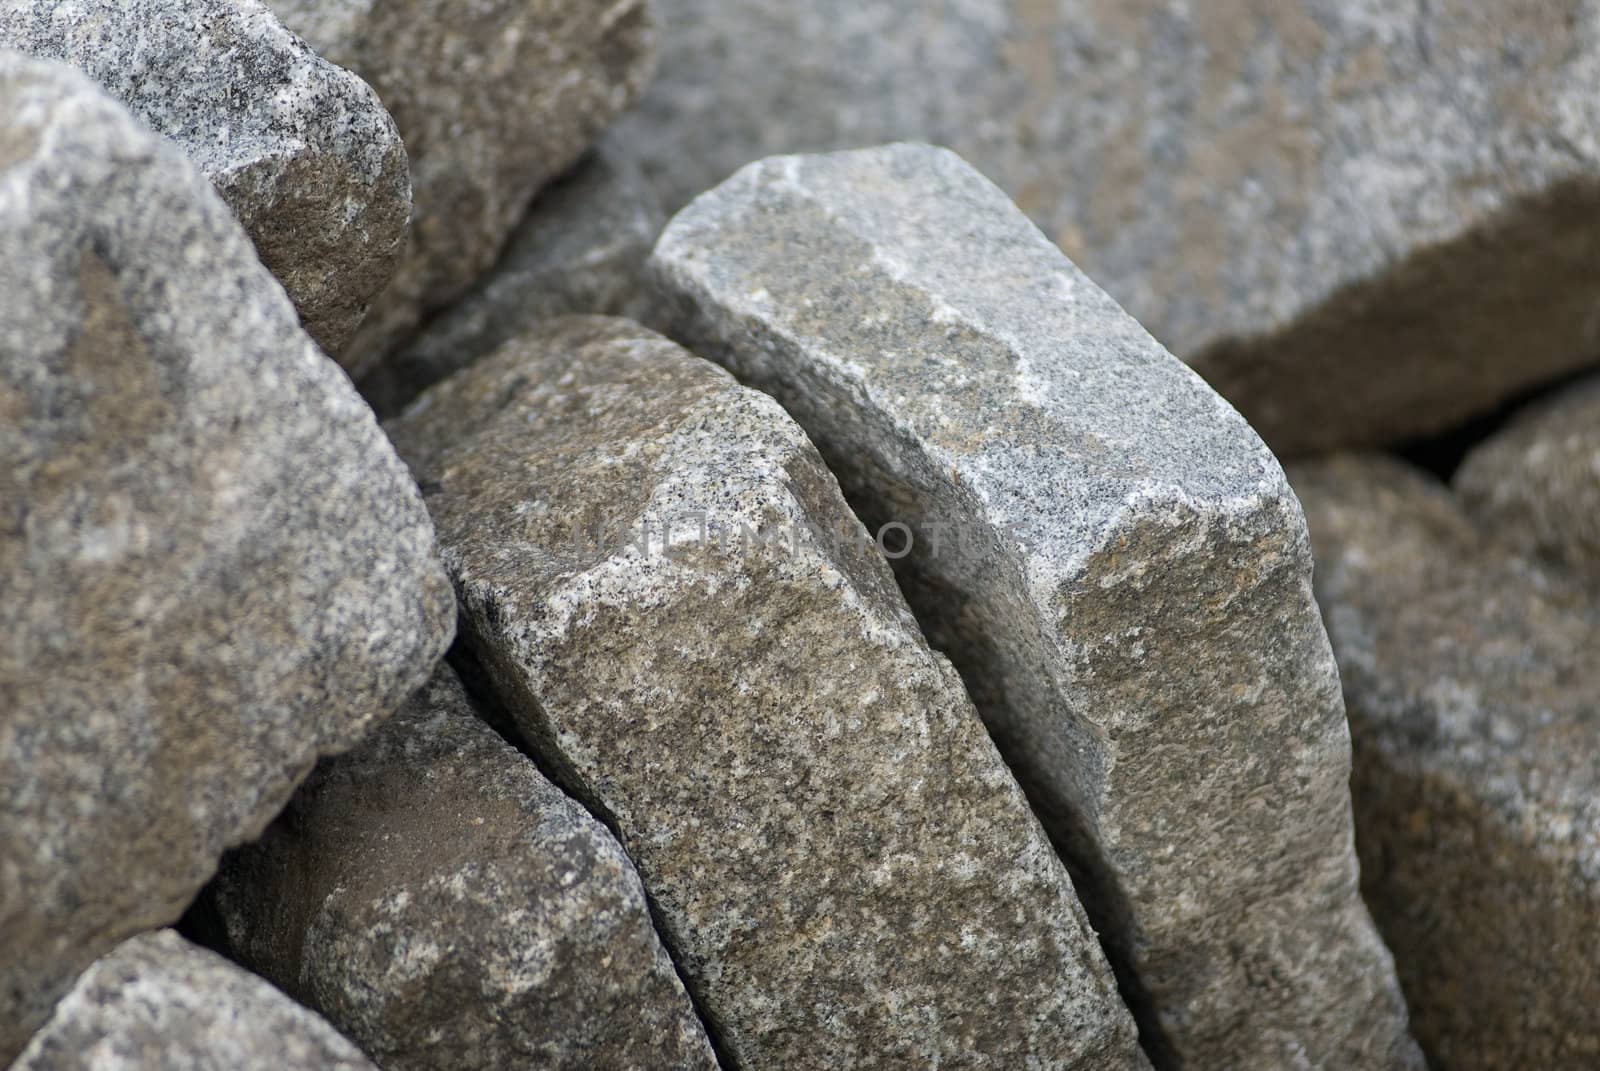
(3, 1, 1597, 1068)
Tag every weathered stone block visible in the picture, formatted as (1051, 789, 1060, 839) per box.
(385, 315, 1147, 1070)
(12, 931, 380, 1071)
(0, 52, 453, 1060)
(650, 143, 1421, 1070)
(212, 665, 719, 1071)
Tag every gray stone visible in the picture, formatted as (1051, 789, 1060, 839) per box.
(12, 930, 379, 1071)
(267, 0, 656, 376)
(649, 144, 1422, 1071)
(385, 315, 1148, 1070)
(1455, 375, 1600, 587)
(1290, 454, 1600, 1071)
(363, 139, 666, 417)
(614, 0, 1600, 454)
(210, 664, 718, 1071)
(0, 53, 454, 1061)
(0, 0, 410, 361)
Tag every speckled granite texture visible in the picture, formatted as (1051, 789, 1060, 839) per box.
(614, 0, 1600, 454)
(211, 665, 718, 1071)
(1292, 454, 1600, 1071)
(12, 931, 379, 1071)
(0, 0, 411, 360)
(650, 144, 1422, 1071)
(0, 53, 453, 1062)
(267, 0, 657, 375)
(385, 315, 1148, 1070)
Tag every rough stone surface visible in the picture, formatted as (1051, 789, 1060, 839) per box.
(615, 0, 1600, 454)
(0, 53, 454, 1061)
(210, 664, 718, 1071)
(1291, 454, 1600, 1071)
(12, 930, 379, 1071)
(363, 139, 665, 417)
(1455, 375, 1600, 586)
(267, 0, 656, 376)
(0, 0, 411, 360)
(386, 315, 1148, 1070)
(650, 144, 1422, 1071)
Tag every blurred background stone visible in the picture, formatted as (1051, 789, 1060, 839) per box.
(615, 0, 1600, 455)
(364, 139, 665, 417)
(1293, 454, 1600, 1071)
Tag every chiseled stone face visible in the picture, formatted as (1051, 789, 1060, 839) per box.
(615, 0, 1600, 454)
(0, 0, 411, 361)
(12, 931, 380, 1071)
(0, 53, 454, 1061)
(649, 144, 1422, 1071)
(211, 665, 720, 1071)
(1292, 454, 1600, 1071)
(385, 315, 1148, 1071)
(363, 139, 666, 418)
(266, 0, 657, 375)
(1455, 375, 1600, 587)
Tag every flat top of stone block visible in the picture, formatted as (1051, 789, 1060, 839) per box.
(653, 143, 1292, 581)
(391, 314, 911, 615)
(1, 0, 397, 182)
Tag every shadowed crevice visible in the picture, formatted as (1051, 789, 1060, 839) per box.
(447, 633, 741, 1071)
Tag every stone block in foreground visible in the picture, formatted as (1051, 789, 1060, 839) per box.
(1292, 454, 1600, 1071)
(12, 930, 378, 1071)
(0, 52, 453, 1060)
(650, 143, 1421, 1070)
(385, 315, 1147, 1070)
(212, 665, 718, 1071)
(0, 0, 410, 360)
